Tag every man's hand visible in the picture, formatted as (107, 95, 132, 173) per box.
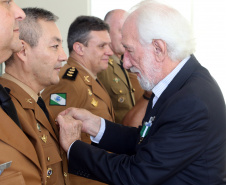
(56, 114, 82, 152)
(57, 108, 101, 138)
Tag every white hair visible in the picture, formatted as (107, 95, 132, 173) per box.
(130, 0, 196, 61)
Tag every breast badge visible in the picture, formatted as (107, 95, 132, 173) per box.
(41, 134, 47, 143)
(91, 98, 98, 107)
(88, 89, 92, 96)
(113, 77, 120, 83)
(118, 96, 125, 103)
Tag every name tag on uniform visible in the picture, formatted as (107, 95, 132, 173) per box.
(0, 161, 12, 175)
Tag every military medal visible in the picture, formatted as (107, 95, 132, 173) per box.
(138, 116, 155, 144)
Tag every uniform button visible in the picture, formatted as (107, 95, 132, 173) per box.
(47, 157, 50, 161)
(119, 90, 123, 94)
(64, 172, 67, 178)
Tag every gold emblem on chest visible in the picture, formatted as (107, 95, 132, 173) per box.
(91, 98, 98, 107)
(88, 89, 92, 96)
(84, 76, 90, 82)
(41, 134, 47, 143)
(26, 98, 32, 104)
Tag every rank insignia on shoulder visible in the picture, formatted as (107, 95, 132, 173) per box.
(91, 98, 98, 107)
(50, 93, 66, 106)
(108, 59, 113, 65)
(62, 67, 78, 81)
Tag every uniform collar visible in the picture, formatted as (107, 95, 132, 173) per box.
(68, 57, 97, 80)
(2, 73, 39, 102)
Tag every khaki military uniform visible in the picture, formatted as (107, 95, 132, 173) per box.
(0, 77, 69, 185)
(97, 55, 136, 123)
(128, 72, 144, 103)
(0, 109, 42, 185)
(42, 57, 114, 185)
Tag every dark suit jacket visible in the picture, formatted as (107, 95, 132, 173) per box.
(68, 55, 226, 185)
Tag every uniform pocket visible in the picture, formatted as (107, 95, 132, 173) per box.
(0, 171, 25, 185)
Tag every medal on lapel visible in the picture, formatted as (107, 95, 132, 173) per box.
(138, 116, 155, 144)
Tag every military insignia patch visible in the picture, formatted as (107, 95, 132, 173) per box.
(50, 93, 66, 106)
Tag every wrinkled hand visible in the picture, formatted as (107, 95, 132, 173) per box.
(58, 107, 101, 137)
(56, 114, 82, 152)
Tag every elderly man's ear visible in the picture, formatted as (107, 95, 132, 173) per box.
(152, 39, 167, 62)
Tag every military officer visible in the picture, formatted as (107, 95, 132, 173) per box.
(98, 9, 147, 125)
(0, 8, 69, 185)
(98, 54, 136, 124)
(0, 2, 41, 185)
(42, 15, 114, 185)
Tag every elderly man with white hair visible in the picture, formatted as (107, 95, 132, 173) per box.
(56, 0, 226, 184)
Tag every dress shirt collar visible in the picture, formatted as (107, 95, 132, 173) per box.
(152, 55, 190, 107)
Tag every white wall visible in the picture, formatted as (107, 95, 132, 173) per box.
(15, 0, 91, 56)
(91, 0, 226, 99)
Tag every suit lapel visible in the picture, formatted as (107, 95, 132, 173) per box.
(147, 55, 201, 134)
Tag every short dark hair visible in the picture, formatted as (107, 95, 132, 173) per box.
(5, 8, 58, 66)
(20, 7, 58, 47)
(67, 15, 110, 54)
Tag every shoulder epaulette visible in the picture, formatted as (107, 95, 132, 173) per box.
(62, 67, 78, 81)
